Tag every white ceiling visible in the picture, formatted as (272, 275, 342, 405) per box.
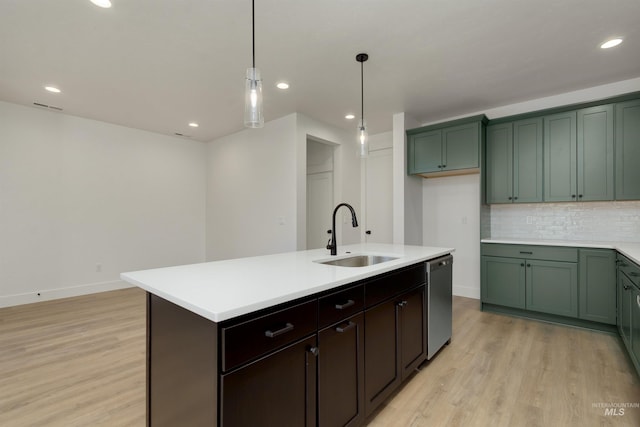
(1, 0, 639, 142)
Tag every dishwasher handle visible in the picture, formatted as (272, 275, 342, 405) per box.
(427, 254, 453, 272)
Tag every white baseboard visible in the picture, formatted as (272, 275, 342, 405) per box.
(453, 284, 480, 300)
(0, 280, 134, 308)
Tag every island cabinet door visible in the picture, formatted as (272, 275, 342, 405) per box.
(318, 312, 365, 427)
(220, 335, 317, 427)
(398, 285, 426, 380)
(363, 298, 400, 417)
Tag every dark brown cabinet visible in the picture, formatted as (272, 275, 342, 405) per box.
(363, 263, 427, 416)
(221, 335, 318, 427)
(318, 312, 364, 427)
(146, 259, 439, 427)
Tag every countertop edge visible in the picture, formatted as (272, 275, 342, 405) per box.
(481, 238, 640, 265)
(121, 244, 455, 323)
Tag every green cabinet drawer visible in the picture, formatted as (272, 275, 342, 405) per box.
(618, 254, 640, 288)
(481, 243, 578, 262)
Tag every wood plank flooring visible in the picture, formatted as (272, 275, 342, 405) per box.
(1, 289, 639, 426)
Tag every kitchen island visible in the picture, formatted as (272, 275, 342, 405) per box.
(121, 243, 454, 427)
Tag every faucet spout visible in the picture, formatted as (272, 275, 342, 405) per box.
(327, 203, 359, 256)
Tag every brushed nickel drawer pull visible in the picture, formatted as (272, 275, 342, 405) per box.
(336, 321, 356, 333)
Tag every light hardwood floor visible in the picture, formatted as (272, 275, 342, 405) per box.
(1, 288, 639, 426)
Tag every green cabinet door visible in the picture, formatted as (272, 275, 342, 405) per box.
(631, 285, 640, 371)
(485, 123, 513, 204)
(578, 249, 616, 324)
(408, 130, 442, 174)
(577, 105, 614, 201)
(513, 118, 543, 203)
(615, 99, 640, 200)
(442, 122, 479, 171)
(526, 259, 578, 317)
(544, 112, 577, 202)
(619, 272, 633, 346)
(481, 256, 526, 309)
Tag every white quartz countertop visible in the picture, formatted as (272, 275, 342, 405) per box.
(121, 243, 454, 323)
(481, 238, 640, 265)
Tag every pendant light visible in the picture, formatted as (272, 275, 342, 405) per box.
(356, 53, 369, 158)
(244, 0, 264, 128)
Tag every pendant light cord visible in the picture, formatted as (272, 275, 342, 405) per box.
(360, 60, 364, 124)
(252, 0, 255, 69)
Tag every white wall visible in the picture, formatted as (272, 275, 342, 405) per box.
(206, 113, 358, 261)
(422, 174, 481, 299)
(0, 101, 206, 307)
(206, 114, 297, 261)
(418, 77, 640, 300)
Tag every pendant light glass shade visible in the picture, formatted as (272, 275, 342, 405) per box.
(357, 118, 369, 158)
(244, 67, 264, 128)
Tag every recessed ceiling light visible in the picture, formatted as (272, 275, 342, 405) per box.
(345, 114, 355, 120)
(44, 86, 61, 93)
(276, 82, 290, 90)
(90, 0, 112, 8)
(600, 38, 623, 49)
(188, 122, 199, 128)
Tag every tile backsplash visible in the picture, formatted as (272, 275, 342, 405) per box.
(487, 201, 640, 242)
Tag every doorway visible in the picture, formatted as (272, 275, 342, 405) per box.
(306, 139, 335, 249)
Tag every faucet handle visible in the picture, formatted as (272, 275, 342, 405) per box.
(326, 238, 333, 250)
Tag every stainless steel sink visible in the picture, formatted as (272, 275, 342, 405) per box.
(316, 255, 398, 267)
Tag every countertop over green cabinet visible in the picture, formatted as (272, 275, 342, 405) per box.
(407, 115, 487, 177)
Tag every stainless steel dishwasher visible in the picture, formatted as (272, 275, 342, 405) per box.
(426, 254, 453, 359)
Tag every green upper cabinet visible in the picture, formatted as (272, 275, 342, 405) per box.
(577, 105, 614, 201)
(407, 115, 487, 176)
(615, 99, 640, 200)
(485, 118, 543, 204)
(544, 105, 614, 202)
(544, 111, 577, 202)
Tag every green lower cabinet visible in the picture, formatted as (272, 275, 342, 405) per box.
(618, 273, 633, 346)
(578, 249, 616, 324)
(481, 256, 526, 309)
(525, 260, 578, 317)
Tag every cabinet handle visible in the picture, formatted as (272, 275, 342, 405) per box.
(514, 196, 518, 200)
(437, 165, 443, 169)
(571, 194, 576, 198)
(508, 196, 513, 200)
(624, 284, 631, 291)
(336, 321, 356, 333)
(335, 299, 355, 310)
(442, 164, 446, 168)
(630, 272, 640, 277)
(397, 300, 408, 308)
(519, 251, 533, 255)
(365, 230, 372, 235)
(308, 346, 319, 357)
(527, 264, 531, 267)
(265, 322, 294, 338)
(578, 194, 583, 198)
(520, 263, 525, 267)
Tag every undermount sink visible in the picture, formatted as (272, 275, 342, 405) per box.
(316, 254, 399, 267)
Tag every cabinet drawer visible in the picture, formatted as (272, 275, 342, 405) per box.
(221, 299, 318, 372)
(618, 254, 640, 287)
(365, 263, 426, 308)
(482, 243, 577, 262)
(319, 284, 364, 329)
